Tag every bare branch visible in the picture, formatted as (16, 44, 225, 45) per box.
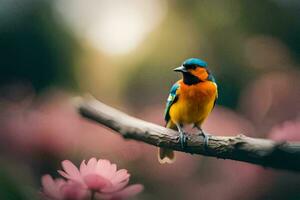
(75, 96, 300, 172)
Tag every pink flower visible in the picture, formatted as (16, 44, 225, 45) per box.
(41, 175, 88, 200)
(269, 120, 300, 141)
(58, 158, 143, 200)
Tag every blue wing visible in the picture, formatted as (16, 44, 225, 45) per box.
(164, 83, 180, 122)
(212, 81, 218, 109)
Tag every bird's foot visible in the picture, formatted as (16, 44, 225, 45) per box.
(179, 131, 187, 149)
(198, 129, 210, 150)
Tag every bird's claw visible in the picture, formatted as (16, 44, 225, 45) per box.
(179, 132, 187, 148)
(198, 130, 210, 150)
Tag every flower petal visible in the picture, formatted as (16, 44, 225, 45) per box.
(41, 175, 63, 199)
(96, 159, 115, 179)
(61, 160, 81, 181)
(111, 169, 130, 185)
(106, 163, 117, 179)
(110, 164, 117, 175)
(85, 157, 97, 173)
(87, 157, 97, 167)
(111, 184, 144, 200)
(101, 178, 129, 193)
(79, 160, 87, 175)
(57, 170, 72, 180)
(83, 174, 112, 191)
(60, 181, 88, 200)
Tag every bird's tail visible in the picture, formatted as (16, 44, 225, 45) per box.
(158, 148, 175, 164)
(157, 121, 177, 164)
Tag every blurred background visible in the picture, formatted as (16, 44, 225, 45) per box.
(0, 0, 300, 199)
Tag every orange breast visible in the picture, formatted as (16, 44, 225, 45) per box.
(169, 80, 217, 125)
(179, 80, 217, 101)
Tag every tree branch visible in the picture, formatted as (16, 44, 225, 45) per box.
(75, 96, 300, 172)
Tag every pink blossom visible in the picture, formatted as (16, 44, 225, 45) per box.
(58, 158, 143, 200)
(269, 120, 300, 141)
(41, 175, 88, 200)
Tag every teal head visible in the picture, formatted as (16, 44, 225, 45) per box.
(173, 58, 215, 85)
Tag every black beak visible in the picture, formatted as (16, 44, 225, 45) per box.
(173, 65, 188, 73)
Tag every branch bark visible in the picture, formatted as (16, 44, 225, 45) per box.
(75, 96, 300, 172)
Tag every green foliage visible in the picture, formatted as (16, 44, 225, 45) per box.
(0, 1, 79, 92)
(0, 169, 37, 200)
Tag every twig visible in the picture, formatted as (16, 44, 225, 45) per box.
(75, 96, 300, 172)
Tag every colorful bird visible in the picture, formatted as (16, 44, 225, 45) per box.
(158, 58, 218, 164)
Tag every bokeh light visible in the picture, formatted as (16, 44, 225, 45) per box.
(54, 0, 167, 55)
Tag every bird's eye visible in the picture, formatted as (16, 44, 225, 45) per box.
(186, 65, 196, 70)
(192, 65, 197, 69)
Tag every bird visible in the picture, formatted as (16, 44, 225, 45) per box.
(158, 58, 218, 164)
